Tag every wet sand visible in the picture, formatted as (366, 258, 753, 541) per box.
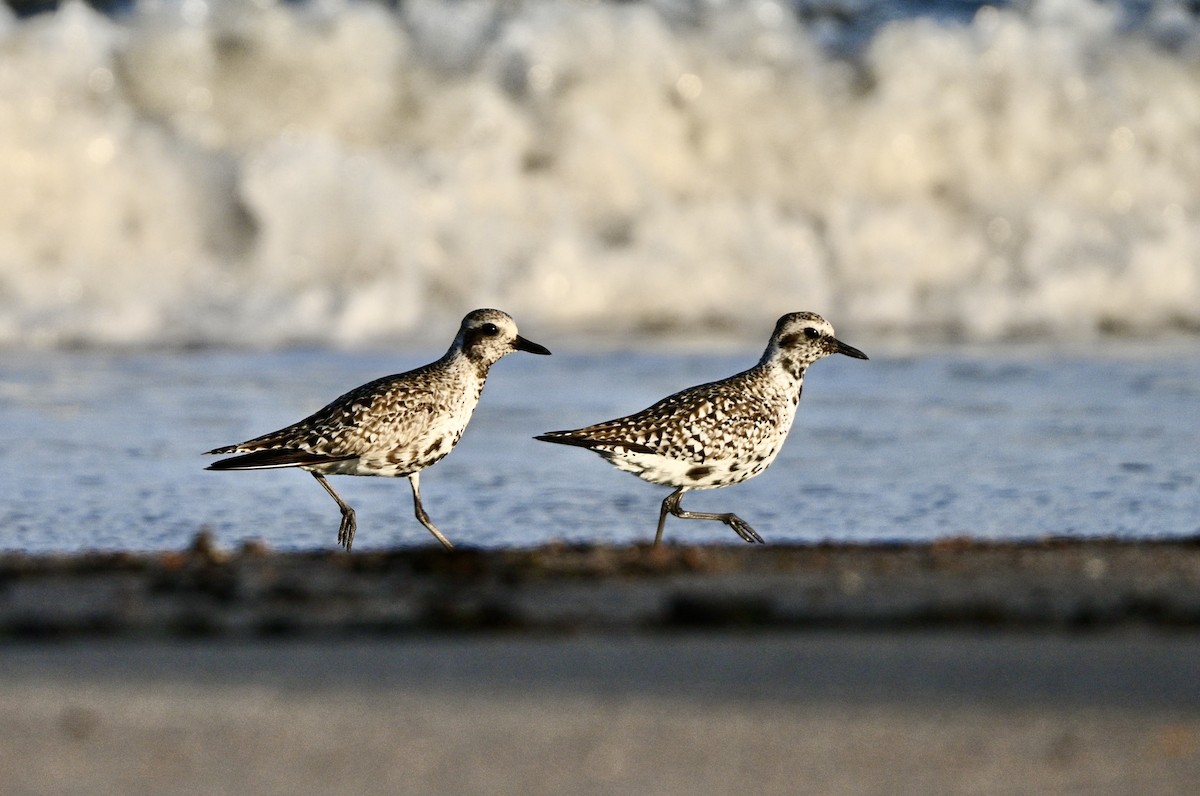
(2, 537, 1199, 794)
(3, 536, 1200, 636)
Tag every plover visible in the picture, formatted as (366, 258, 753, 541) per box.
(536, 312, 867, 545)
(205, 309, 550, 551)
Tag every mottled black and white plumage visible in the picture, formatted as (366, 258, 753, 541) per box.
(206, 309, 550, 551)
(536, 312, 867, 545)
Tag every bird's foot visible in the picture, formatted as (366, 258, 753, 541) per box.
(337, 509, 357, 551)
(726, 515, 765, 544)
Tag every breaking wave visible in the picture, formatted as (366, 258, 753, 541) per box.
(3, 0, 1200, 347)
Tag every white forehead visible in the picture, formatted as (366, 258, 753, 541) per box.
(462, 308, 517, 331)
(777, 312, 834, 337)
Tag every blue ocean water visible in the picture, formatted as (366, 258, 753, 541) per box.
(3, 0, 1200, 551)
(1, 343, 1196, 552)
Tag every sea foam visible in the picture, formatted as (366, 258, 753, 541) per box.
(2, 0, 1199, 347)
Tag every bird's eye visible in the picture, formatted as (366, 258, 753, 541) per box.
(803, 327, 820, 340)
(481, 323, 500, 336)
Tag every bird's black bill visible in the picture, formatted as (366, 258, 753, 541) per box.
(515, 335, 552, 355)
(832, 338, 869, 360)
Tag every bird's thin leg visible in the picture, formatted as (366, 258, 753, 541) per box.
(312, 472, 357, 551)
(661, 488, 765, 545)
(654, 488, 683, 547)
(408, 473, 455, 550)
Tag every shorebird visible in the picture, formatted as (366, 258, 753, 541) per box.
(536, 312, 867, 545)
(206, 309, 550, 551)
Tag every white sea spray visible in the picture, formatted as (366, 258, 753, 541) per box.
(2, 0, 1199, 347)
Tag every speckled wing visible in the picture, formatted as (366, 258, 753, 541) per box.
(207, 366, 454, 468)
(539, 371, 785, 464)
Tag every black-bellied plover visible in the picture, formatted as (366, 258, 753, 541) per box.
(206, 309, 550, 551)
(536, 312, 866, 545)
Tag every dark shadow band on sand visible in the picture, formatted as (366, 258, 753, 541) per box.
(1, 534, 1199, 639)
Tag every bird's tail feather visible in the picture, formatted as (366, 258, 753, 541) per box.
(205, 448, 356, 471)
(534, 434, 655, 455)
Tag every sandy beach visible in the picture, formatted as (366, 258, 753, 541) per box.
(2, 538, 1199, 794)
(6, 0, 1200, 791)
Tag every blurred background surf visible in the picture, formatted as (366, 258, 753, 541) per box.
(3, 0, 1199, 347)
